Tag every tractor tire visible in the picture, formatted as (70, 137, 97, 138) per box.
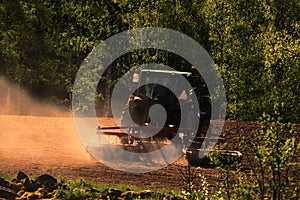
(120, 102, 150, 127)
(186, 150, 211, 167)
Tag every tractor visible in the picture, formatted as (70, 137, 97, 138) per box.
(99, 67, 242, 167)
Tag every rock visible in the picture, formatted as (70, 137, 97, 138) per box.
(121, 190, 154, 199)
(9, 181, 23, 192)
(36, 187, 47, 194)
(0, 178, 9, 188)
(20, 191, 39, 200)
(44, 189, 57, 198)
(31, 188, 47, 199)
(19, 189, 53, 200)
(16, 171, 29, 181)
(101, 189, 155, 200)
(22, 178, 39, 192)
(120, 190, 139, 199)
(138, 190, 154, 198)
(35, 174, 58, 192)
(17, 189, 25, 196)
(0, 173, 60, 199)
(0, 185, 18, 199)
(35, 174, 57, 185)
(102, 188, 123, 199)
(89, 187, 100, 193)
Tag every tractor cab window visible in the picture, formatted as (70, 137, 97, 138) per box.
(152, 84, 170, 100)
(140, 83, 187, 101)
(139, 75, 173, 100)
(140, 83, 167, 100)
(138, 73, 189, 101)
(143, 83, 156, 99)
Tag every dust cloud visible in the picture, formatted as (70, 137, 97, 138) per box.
(0, 77, 96, 167)
(0, 77, 70, 117)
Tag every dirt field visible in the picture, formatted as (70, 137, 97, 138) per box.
(1, 113, 299, 191)
(0, 113, 250, 190)
(0, 114, 203, 189)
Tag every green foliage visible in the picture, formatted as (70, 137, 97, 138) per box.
(0, 0, 299, 121)
(55, 178, 100, 199)
(201, 0, 300, 122)
(0, 172, 13, 182)
(55, 177, 183, 200)
(240, 105, 300, 199)
(178, 166, 211, 200)
(208, 151, 241, 170)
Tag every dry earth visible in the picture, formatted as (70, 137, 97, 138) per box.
(1, 113, 246, 190)
(0, 114, 193, 189)
(1, 114, 299, 191)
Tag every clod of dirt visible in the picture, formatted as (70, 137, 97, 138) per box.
(35, 174, 58, 192)
(0, 171, 59, 200)
(9, 181, 23, 192)
(0, 185, 18, 199)
(16, 171, 28, 181)
(120, 190, 154, 199)
(0, 178, 9, 188)
(102, 188, 123, 199)
(22, 178, 40, 192)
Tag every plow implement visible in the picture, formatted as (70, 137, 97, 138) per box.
(91, 122, 242, 168)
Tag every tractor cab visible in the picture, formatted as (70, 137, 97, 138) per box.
(121, 69, 208, 132)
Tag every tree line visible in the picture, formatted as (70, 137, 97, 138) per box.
(0, 0, 299, 122)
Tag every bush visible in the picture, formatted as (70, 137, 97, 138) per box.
(240, 105, 300, 199)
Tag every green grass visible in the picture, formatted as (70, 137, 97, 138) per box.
(0, 172, 206, 199)
(0, 172, 177, 199)
(0, 172, 13, 182)
(55, 177, 177, 199)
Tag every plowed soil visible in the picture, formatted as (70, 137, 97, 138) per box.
(0, 114, 298, 190)
(0, 115, 190, 189)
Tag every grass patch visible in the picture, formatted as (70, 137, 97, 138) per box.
(0, 172, 179, 199)
(55, 177, 177, 199)
(0, 172, 13, 182)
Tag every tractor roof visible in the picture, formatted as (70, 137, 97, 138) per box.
(141, 69, 191, 77)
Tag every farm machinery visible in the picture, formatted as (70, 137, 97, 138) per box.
(96, 68, 242, 167)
